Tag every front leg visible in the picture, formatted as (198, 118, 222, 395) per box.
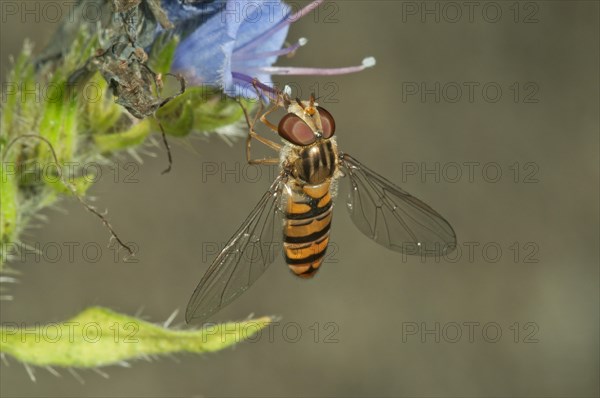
(250, 78, 286, 134)
(259, 102, 281, 133)
(246, 130, 281, 165)
(239, 99, 282, 165)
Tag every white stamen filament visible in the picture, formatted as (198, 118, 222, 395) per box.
(250, 57, 377, 76)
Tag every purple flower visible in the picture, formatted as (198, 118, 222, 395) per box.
(165, 0, 375, 99)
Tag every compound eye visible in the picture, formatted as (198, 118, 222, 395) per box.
(317, 106, 336, 138)
(278, 114, 316, 146)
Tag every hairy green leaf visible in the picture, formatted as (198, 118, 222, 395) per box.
(0, 307, 273, 368)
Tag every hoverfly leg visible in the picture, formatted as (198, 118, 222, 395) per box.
(259, 102, 282, 133)
(249, 87, 266, 132)
(247, 156, 280, 166)
(238, 98, 281, 166)
(251, 77, 280, 104)
(246, 129, 280, 165)
(248, 78, 286, 134)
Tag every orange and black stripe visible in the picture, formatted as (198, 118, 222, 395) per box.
(283, 180, 333, 278)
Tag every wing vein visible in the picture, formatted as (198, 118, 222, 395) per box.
(341, 153, 456, 256)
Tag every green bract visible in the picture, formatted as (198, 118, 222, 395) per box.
(0, 307, 272, 369)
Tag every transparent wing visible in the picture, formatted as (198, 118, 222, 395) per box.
(340, 154, 456, 256)
(185, 173, 287, 323)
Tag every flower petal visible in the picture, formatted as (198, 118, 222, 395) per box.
(171, 1, 245, 89)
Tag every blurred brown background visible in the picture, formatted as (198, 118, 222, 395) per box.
(1, 1, 598, 397)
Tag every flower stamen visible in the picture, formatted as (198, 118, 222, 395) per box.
(249, 57, 377, 76)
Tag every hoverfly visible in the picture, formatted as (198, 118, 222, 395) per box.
(185, 87, 457, 323)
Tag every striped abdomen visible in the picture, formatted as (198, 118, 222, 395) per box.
(283, 181, 333, 278)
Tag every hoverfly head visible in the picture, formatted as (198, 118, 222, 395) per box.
(278, 96, 336, 146)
